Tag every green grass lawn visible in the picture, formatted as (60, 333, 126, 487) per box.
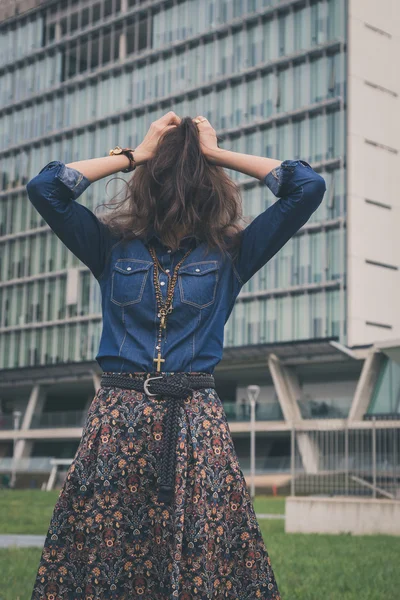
(1, 491, 400, 599)
(0, 489, 61, 534)
(0, 490, 285, 534)
(0, 490, 285, 536)
(254, 494, 285, 514)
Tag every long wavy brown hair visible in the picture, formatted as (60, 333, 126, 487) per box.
(95, 116, 246, 259)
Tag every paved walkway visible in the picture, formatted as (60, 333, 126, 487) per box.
(0, 534, 46, 548)
(0, 514, 285, 548)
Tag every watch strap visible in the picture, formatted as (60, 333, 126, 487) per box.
(109, 146, 136, 173)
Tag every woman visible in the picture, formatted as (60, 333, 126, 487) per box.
(27, 111, 326, 599)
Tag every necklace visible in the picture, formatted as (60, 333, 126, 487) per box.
(148, 245, 194, 372)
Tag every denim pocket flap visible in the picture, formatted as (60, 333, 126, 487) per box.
(179, 261, 218, 276)
(111, 260, 152, 306)
(178, 261, 219, 309)
(113, 260, 152, 275)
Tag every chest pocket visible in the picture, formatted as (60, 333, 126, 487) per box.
(178, 261, 219, 309)
(111, 259, 152, 306)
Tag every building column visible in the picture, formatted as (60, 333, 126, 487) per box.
(55, 22, 61, 42)
(268, 354, 302, 421)
(119, 32, 127, 60)
(91, 370, 101, 394)
(348, 350, 385, 421)
(14, 384, 46, 460)
(268, 353, 320, 474)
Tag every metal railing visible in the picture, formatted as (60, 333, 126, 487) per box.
(223, 401, 283, 421)
(0, 456, 56, 472)
(30, 410, 87, 429)
(239, 455, 291, 474)
(0, 405, 287, 430)
(0, 410, 88, 430)
(291, 420, 400, 500)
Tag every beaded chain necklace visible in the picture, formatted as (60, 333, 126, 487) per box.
(148, 244, 194, 373)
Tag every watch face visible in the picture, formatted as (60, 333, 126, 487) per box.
(113, 146, 122, 154)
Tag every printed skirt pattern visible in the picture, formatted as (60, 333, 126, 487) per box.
(30, 375, 281, 600)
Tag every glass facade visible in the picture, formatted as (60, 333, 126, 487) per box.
(368, 356, 400, 415)
(0, 0, 347, 370)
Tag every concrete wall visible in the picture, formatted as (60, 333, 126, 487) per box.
(0, 0, 43, 22)
(286, 496, 400, 535)
(347, 0, 400, 345)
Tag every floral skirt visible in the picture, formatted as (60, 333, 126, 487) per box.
(30, 373, 281, 600)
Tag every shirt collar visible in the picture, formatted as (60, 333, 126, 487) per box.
(144, 228, 200, 250)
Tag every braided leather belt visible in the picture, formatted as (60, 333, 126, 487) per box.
(100, 371, 215, 504)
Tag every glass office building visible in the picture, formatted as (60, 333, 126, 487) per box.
(2, 0, 400, 483)
(0, 0, 347, 370)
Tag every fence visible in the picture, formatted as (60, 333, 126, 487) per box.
(0, 410, 87, 430)
(291, 419, 400, 500)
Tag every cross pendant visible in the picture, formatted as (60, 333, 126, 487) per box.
(153, 352, 165, 372)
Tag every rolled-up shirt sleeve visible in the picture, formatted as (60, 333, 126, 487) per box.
(26, 160, 118, 280)
(232, 159, 326, 285)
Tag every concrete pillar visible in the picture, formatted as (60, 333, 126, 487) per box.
(14, 384, 46, 460)
(46, 464, 58, 491)
(296, 433, 320, 474)
(268, 353, 302, 421)
(348, 351, 385, 421)
(119, 32, 127, 60)
(91, 370, 101, 394)
(268, 353, 320, 474)
(55, 22, 61, 43)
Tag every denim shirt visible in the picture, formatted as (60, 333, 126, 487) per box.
(26, 159, 326, 374)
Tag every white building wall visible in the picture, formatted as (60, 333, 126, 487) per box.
(347, 0, 400, 346)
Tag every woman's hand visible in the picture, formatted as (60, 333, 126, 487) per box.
(193, 116, 221, 163)
(134, 111, 181, 164)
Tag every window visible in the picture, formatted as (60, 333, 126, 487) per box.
(79, 38, 89, 73)
(311, 292, 323, 337)
(246, 77, 260, 121)
(369, 357, 400, 414)
(309, 114, 324, 163)
(311, 1, 328, 46)
(102, 27, 112, 66)
(278, 14, 286, 56)
(327, 110, 344, 160)
(280, 122, 293, 158)
(261, 72, 274, 118)
(232, 30, 244, 72)
(67, 41, 78, 79)
(262, 19, 278, 62)
(277, 68, 292, 112)
(232, 83, 242, 126)
(328, 0, 345, 41)
(81, 7, 90, 29)
(92, 3, 101, 25)
(326, 228, 342, 280)
(293, 62, 309, 109)
(90, 32, 100, 70)
(310, 57, 327, 103)
(247, 23, 262, 67)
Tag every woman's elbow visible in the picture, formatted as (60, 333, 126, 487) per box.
(304, 173, 326, 209)
(26, 178, 40, 202)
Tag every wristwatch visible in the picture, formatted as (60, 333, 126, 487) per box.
(109, 146, 136, 173)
